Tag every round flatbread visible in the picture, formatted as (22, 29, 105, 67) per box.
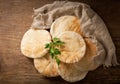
(34, 53, 59, 77)
(58, 62, 88, 82)
(21, 29, 51, 58)
(74, 37, 106, 71)
(57, 31, 86, 63)
(50, 15, 82, 38)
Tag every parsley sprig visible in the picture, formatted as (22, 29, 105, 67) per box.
(45, 37, 65, 65)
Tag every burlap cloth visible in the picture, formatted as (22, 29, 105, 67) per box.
(31, 1, 119, 67)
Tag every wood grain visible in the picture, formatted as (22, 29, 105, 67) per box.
(0, 0, 120, 84)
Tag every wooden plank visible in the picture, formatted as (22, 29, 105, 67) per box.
(0, 0, 120, 84)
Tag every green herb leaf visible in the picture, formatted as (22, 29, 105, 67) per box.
(56, 57, 61, 65)
(50, 53, 54, 58)
(49, 42, 53, 48)
(45, 43, 49, 48)
(50, 48, 54, 54)
(53, 37, 60, 42)
(54, 41, 65, 46)
(54, 48, 61, 55)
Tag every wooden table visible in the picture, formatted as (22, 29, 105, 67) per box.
(0, 0, 120, 84)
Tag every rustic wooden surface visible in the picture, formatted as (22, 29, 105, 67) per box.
(0, 0, 120, 84)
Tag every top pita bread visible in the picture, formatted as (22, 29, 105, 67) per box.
(57, 31, 86, 63)
(50, 15, 83, 38)
(21, 29, 51, 58)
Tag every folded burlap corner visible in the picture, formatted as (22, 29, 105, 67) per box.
(31, 1, 119, 67)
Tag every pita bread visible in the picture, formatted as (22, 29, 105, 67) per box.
(74, 37, 106, 71)
(57, 31, 86, 63)
(21, 29, 51, 58)
(34, 53, 59, 77)
(50, 15, 83, 38)
(58, 62, 88, 82)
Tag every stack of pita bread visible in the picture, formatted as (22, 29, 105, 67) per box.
(21, 15, 106, 82)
